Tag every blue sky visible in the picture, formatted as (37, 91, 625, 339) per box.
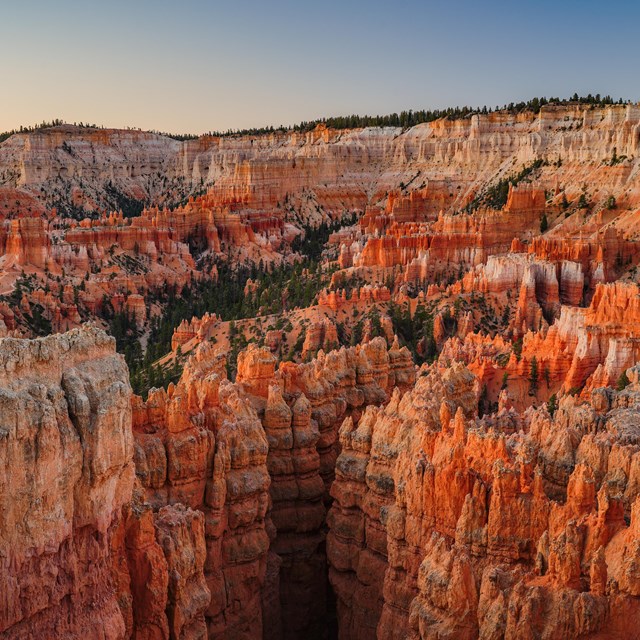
(2, 0, 639, 133)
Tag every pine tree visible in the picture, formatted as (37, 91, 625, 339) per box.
(528, 356, 539, 396)
(547, 393, 557, 416)
(617, 370, 631, 391)
(544, 364, 551, 388)
(540, 213, 548, 233)
(578, 192, 589, 209)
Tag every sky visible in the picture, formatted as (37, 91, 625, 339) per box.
(2, 0, 639, 134)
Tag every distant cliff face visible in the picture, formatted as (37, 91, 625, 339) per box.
(2, 104, 640, 219)
(0, 127, 180, 214)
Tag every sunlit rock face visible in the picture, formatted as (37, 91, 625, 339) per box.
(0, 326, 135, 639)
(3, 104, 640, 222)
(2, 103, 640, 339)
(328, 360, 640, 640)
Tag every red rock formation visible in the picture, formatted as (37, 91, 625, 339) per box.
(327, 359, 640, 639)
(4, 314, 640, 639)
(235, 338, 415, 637)
(133, 342, 273, 638)
(0, 327, 135, 639)
(4, 103, 640, 340)
(437, 278, 640, 411)
(318, 285, 391, 312)
(171, 313, 220, 352)
(277, 337, 415, 494)
(263, 385, 326, 638)
(301, 318, 339, 359)
(4, 105, 640, 224)
(4, 102, 640, 639)
(0, 215, 50, 268)
(328, 363, 478, 639)
(117, 490, 170, 640)
(154, 504, 210, 639)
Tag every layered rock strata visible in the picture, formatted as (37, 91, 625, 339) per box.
(328, 361, 640, 639)
(132, 337, 415, 639)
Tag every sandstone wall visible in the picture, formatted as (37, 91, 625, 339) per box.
(3, 105, 640, 222)
(0, 327, 135, 638)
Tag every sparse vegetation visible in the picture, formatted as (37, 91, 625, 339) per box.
(578, 192, 590, 209)
(1, 95, 630, 145)
(540, 213, 548, 233)
(528, 356, 539, 396)
(107, 215, 351, 394)
(617, 370, 631, 391)
(388, 300, 437, 364)
(104, 182, 146, 218)
(466, 159, 544, 213)
(547, 393, 557, 416)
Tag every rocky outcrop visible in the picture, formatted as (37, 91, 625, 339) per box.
(4, 315, 640, 639)
(277, 337, 416, 496)
(318, 286, 392, 312)
(0, 327, 219, 640)
(437, 279, 640, 411)
(172, 313, 220, 351)
(234, 338, 415, 638)
(327, 363, 478, 639)
(154, 504, 210, 640)
(263, 386, 325, 638)
(132, 342, 270, 639)
(128, 335, 416, 639)
(0, 126, 180, 213)
(0, 327, 135, 639)
(301, 318, 339, 360)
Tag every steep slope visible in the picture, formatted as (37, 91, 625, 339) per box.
(329, 361, 640, 639)
(3, 322, 640, 639)
(0, 327, 135, 638)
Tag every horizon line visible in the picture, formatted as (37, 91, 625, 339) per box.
(1, 94, 636, 142)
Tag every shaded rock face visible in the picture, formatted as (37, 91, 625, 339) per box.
(154, 505, 210, 640)
(0, 327, 212, 640)
(268, 338, 416, 639)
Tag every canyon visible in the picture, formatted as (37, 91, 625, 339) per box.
(2, 101, 640, 639)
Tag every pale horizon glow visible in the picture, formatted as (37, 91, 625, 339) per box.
(2, 0, 639, 135)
